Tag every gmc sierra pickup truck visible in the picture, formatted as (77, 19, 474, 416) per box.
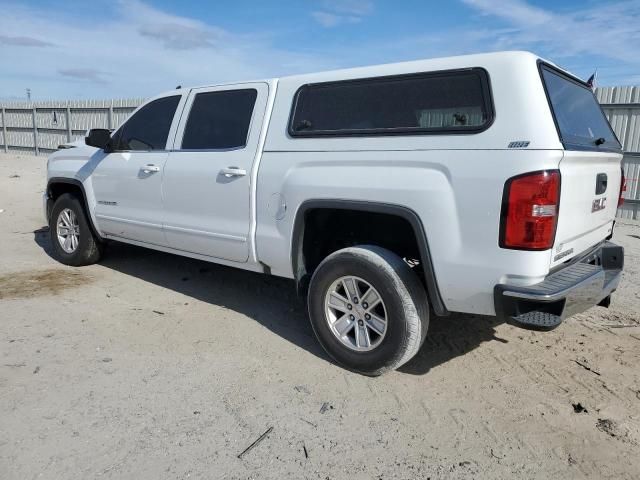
(44, 51, 625, 375)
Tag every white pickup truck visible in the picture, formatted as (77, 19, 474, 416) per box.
(45, 51, 625, 375)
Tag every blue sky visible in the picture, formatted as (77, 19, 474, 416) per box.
(1, 0, 639, 100)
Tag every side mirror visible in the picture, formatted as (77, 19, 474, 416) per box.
(85, 129, 112, 150)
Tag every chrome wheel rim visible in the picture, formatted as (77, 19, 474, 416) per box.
(324, 276, 387, 352)
(56, 208, 80, 253)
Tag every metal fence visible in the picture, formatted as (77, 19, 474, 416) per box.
(597, 86, 640, 219)
(0, 99, 144, 156)
(617, 155, 640, 219)
(1, 86, 639, 217)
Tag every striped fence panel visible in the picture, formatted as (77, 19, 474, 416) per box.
(598, 86, 640, 219)
(0, 98, 144, 155)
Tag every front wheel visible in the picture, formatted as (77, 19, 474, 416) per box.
(49, 193, 103, 266)
(308, 245, 429, 376)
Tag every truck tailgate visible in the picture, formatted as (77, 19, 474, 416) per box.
(539, 63, 624, 269)
(551, 151, 622, 268)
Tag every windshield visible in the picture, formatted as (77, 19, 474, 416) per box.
(541, 65, 621, 151)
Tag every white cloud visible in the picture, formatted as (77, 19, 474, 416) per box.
(59, 68, 109, 84)
(461, 0, 640, 64)
(0, 0, 337, 99)
(0, 34, 54, 47)
(137, 23, 223, 50)
(125, 0, 229, 49)
(312, 0, 373, 27)
(1, 0, 637, 99)
(311, 11, 361, 27)
(322, 0, 373, 16)
(300, 0, 640, 86)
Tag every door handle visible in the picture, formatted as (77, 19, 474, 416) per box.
(595, 173, 608, 195)
(141, 164, 160, 174)
(220, 166, 247, 177)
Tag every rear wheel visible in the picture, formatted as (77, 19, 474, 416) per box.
(49, 193, 103, 266)
(308, 245, 429, 376)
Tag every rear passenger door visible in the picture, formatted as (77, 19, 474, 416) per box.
(162, 83, 268, 262)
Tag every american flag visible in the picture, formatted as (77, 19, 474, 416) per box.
(586, 70, 598, 91)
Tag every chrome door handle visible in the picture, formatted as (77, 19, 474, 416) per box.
(141, 164, 160, 174)
(220, 166, 247, 177)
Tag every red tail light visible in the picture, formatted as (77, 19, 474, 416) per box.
(500, 170, 561, 250)
(618, 169, 626, 207)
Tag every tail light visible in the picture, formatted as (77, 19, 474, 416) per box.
(500, 170, 560, 250)
(618, 168, 626, 207)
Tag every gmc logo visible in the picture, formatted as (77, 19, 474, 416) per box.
(592, 197, 607, 212)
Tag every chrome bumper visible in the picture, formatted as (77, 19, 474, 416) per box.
(495, 241, 624, 329)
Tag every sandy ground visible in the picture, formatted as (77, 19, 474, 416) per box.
(0, 153, 639, 480)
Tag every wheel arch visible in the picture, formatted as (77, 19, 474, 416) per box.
(290, 199, 448, 316)
(47, 177, 102, 240)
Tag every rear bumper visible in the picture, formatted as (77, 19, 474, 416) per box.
(495, 241, 624, 329)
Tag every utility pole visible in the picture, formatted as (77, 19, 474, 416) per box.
(26, 88, 31, 101)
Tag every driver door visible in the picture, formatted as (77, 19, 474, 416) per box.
(90, 94, 185, 246)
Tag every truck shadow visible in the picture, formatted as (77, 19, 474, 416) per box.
(34, 230, 507, 376)
(399, 313, 507, 375)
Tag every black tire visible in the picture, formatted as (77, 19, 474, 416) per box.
(49, 193, 103, 266)
(308, 245, 429, 376)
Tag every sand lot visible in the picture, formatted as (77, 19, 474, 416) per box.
(1, 153, 639, 479)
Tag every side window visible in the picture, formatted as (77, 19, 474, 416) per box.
(181, 89, 257, 150)
(289, 69, 493, 136)
(113, 95, 181, 151)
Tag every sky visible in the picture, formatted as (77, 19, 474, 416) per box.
(0, 0, 639, 100)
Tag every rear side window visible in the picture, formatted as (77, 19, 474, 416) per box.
(540, 65, 621, 151)
(113, 95, 180, 151)
(289, 69, 493, 137)
(181, 89, 257, 150)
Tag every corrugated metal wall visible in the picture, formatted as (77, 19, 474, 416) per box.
(1, 87, 639, 218)
(0, 99, 144, 156)
(597, 86, 640, 219)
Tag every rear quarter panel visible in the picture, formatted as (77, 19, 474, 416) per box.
(256, 149, 563, 315)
